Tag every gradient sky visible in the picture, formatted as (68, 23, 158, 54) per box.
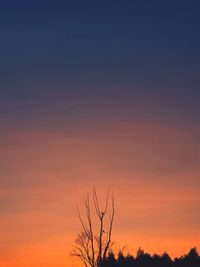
(0, 1, 200, 267)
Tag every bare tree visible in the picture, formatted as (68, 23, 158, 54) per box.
(70, 188, 115, 267)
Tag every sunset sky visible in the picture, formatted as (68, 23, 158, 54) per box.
(0, 1, 200, 267)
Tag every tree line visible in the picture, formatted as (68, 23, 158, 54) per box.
(103, 247, 200, 267)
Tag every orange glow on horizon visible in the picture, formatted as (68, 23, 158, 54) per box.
(0, 120, 199, 266)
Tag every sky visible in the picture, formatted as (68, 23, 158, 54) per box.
(0, 1, 200, 266)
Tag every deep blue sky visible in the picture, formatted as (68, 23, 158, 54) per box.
(0, 1, 200, 126)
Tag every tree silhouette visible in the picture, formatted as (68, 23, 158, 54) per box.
(70, 189, 199, 267)
(71, 188, 115, 267)
(102, 247, 199, 267)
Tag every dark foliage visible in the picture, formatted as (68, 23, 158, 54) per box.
(102, 247, 200, 267)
